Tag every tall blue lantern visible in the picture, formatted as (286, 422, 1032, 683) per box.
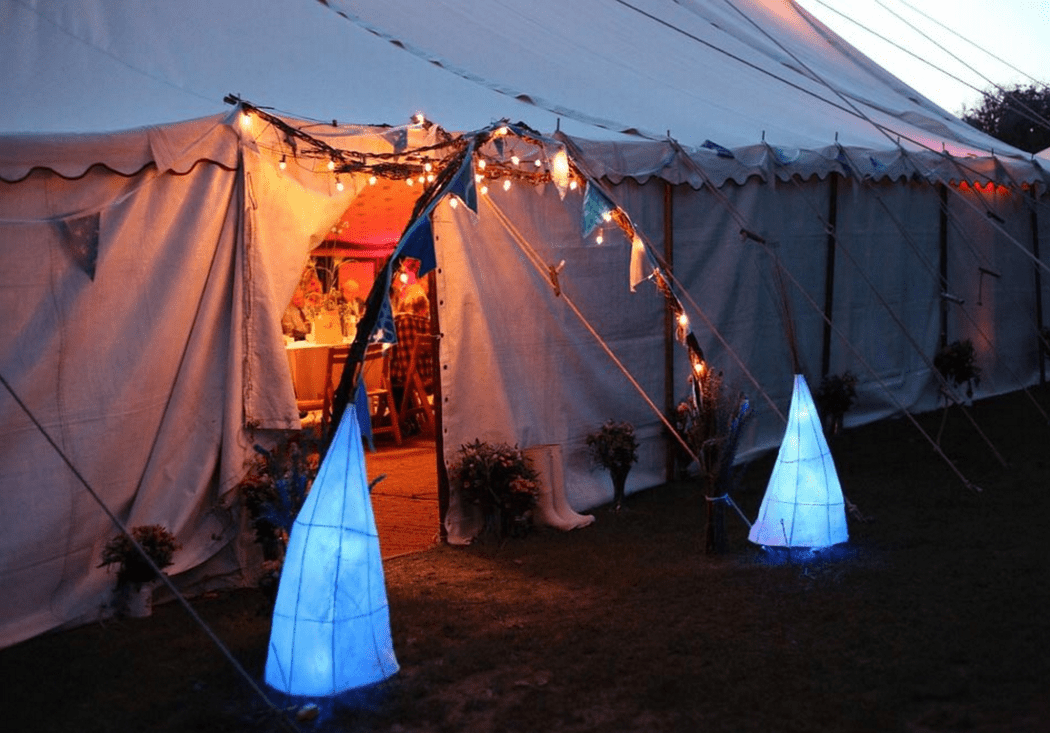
(265, 408, 399, 696)
(749, 374, 849, 549)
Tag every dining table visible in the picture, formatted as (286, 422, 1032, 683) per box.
(285, 336, 352, 405)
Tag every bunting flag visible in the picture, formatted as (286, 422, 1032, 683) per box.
(57, 213, 100, 280)
(369, 294, 397, 345)
(384, 127, 408, 153)
(701, 139, 735, 159)
(834, 149, 854, 177)
(355, 378, 375, 453)
(748, 374, 848, 549)
(581, 183, 614, 238)
(265, 407, 399, 696)
(550, 148, 571, 200)
(629, 234, 648, 292)
(771, 146, 800, 165)
(446, 151, 478, 213)
(395, 214, 436, 277)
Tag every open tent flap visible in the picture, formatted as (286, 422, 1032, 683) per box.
(0, 113, 436, 647)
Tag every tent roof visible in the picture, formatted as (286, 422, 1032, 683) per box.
(0, 0, 1029, 161)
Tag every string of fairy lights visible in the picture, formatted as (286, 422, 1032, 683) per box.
(229, 97, 704, 373)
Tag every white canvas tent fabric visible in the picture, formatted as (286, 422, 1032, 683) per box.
(2, 0, 1049, 646)
(0, 0, 1032, 160)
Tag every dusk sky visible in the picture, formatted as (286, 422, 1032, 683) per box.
(795, 0, 1050, 116)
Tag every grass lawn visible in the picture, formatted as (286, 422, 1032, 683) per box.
(2, 388, 1048, 732)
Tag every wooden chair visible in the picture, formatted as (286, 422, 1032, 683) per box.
(398, 334, 437, 436)
(320, 345, 350, 434)
(361, 344, 402, 445)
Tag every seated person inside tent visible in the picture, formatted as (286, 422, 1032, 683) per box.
(282, 286, 309, 341)
(391, 284, 434, 429)
(337, 276, 365, 338)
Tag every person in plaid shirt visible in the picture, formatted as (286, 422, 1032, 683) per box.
(391, 285, 434, 413)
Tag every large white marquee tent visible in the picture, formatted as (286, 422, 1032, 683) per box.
(1, 0, 1048, 649)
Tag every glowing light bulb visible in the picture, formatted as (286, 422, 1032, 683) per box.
(678, 313, 689, 328)
(239, 112, 252, 131)
(406, 178, 414, 187)
(336, 178, 344, 192)
(569, 180, 578, 190)
(475, 174, 484, 183)
(449, 197, 459, 209)
(478, 159, 487, 170)
(369, 176, 377, 186)
(511, 155, 520, 166)
(327, 159, 336, 171)
(480, 184, 489, 195)
(496, 125, 509, 136)
(399, 272, 409, 284)
(414, 112, 425, 125)
(427, 174, 435, 183)
(602, 211, 613, 222)
(417, 175, 425, 184)
(424, 162, 433, 172)
(596, 233, 604, 244)
(550, 149, 570, 189)
(279, 155, 287, 171)
(534, 159, 543, 168)
(503, 179, 512, 191)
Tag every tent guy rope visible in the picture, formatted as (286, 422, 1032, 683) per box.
(0, 371, 302, 732)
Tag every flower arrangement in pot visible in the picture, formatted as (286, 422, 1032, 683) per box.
(815, 371, 858, 436)
(934, 338, 982, 401)
(235, 432, 320, 604)
(449, 439, 541, 540)
(585, 420, 639, 511)
(99, 524, 180, 616)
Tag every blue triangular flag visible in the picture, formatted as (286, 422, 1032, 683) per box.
(355, 378, 375, 453)
(369, 294, 398, 345)
(582, 183, 615, 238)
(771, 146, 800, 165)
(57, 213, 100, 280)
(447, 154, 478, 213)
(701, 140, 735, 159)
(835, 149, 854, 177)
(395, 214, 436, 277)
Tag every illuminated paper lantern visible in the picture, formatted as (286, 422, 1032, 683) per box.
(749, 374, 848, 549)
(265, 408, 399, 696)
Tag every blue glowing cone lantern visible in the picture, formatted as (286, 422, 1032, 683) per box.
(749, 374, 848, 549)
(265, 408, 399, 696)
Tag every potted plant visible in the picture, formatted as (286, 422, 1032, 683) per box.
(934, 338, 981, 400)
(449, 439, 540, 540)
(585, 420, 639, 511)
(99, 524, 180, 617)
(236, 432, 320, 604)
(814, 371, 858, 436)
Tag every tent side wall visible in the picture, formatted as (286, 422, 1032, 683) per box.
(0, 149, 254, 648)
(437, 157, 1049, 534)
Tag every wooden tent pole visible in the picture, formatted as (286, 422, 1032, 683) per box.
(663, 180, 677, 481)
(821, 173, 839, 378)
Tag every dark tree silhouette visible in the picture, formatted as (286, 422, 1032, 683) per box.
(962, 83, 1050, 155)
